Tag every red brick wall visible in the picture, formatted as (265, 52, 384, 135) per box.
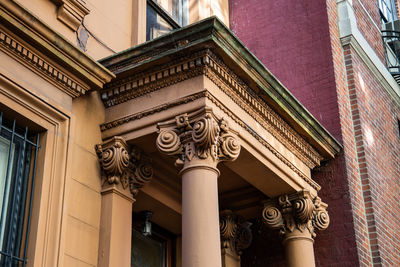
(231, 0, 400, 266)
(352, 0, 386, 64)
(229, 0, 342, 139)
(346, 45, 400, 266)
(230, 0, 360, 266)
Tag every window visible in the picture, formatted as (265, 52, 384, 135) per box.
(146, 0, 188, 41)
(378, 0, 398, 23)
(0, 113, 39, 266)
(131, 212, 176, 267)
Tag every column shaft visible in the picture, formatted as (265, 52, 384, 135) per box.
(284, 231, 315, 267)
(98, 187, 134, 267)
(181, 166, 222, 267)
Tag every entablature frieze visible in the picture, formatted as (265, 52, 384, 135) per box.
(100, 49, 323, 171)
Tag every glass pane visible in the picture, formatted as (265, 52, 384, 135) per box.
(0, 135, 14, 249)
(0, 123, 36, 266)
(146, 4, 174, 41)
(156, 0, 179, 22)
(131, 228, 165, 267)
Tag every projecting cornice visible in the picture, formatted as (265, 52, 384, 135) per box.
(0, 0, 114, 97)
(100, 16, 341, 162)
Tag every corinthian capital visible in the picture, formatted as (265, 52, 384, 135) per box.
(220, 210, 252, 256)
(262, 190, 329, 240)
(95, 136, 130, 185)
(96, 136, 153, 196)
(156, 108, 240, 167)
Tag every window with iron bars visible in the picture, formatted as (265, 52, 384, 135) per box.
(0, 113, 39, 267)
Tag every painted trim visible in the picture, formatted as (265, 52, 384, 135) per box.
(337, 0, 400, 107)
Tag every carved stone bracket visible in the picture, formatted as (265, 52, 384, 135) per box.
(95, 136, 153, 197)
(262, 190, 329, 240)
(156, 107, 241, 171)
(50, 0, 90, 31)
(220, 210, 252, 256)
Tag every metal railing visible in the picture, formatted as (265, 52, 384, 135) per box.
(0, 113, 39, 267)
(382, 30, 400, 83)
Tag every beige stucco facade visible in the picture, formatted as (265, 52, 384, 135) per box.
(0, 0, 340, 266)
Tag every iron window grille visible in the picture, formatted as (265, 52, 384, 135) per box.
(0, 113, 39, 267)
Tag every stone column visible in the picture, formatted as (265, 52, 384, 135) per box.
(262, 190, 330, 267)
(95, 137, 152, 267)
(156, 108, 241, 267)
(219, 210, 252, 267)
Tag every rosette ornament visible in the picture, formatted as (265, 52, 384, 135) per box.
(262, 190, 329, 239)
(95, 136, 130, 185)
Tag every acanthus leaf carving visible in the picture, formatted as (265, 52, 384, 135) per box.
(220, 210, 252, 256)
(262, 190, 330, 240)
(95, 136, 129, 185)
(156, 108, 241, 168)
(96, 136, 153, 197)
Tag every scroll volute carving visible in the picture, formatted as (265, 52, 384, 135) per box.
(220, 210, 253, 256)
(96, 136, 153, 196)
(156, 108, 241, 167)
(262, 190, 330, 239)
(95, 136, 129, 185)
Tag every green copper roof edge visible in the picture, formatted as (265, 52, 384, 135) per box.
(209, 19, 342, 156)
(101, 16, 342, 158)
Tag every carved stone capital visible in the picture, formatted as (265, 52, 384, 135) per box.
(220, 210, 252, 256)
(156, 108, 241, 170)
(95, 136, 153, 197)
(262, 190, 329, 240)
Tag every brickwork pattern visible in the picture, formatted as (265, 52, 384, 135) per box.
(230, 0, 360, 265)
(324, 1, 371, 265)
(347, 45, 400, 266)
(352, 0, 386, 64)
(230, 0, 400, 266)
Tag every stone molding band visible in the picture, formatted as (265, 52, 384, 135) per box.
(95, 136, 153, 197)
(262, 190, 329, 240)
(0, 27, 88, 98)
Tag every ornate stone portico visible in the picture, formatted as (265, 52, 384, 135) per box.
(95, 17, 341, 267)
